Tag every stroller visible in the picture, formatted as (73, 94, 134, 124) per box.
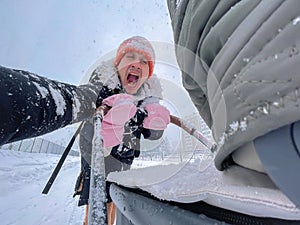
(106, 0, 300, 224)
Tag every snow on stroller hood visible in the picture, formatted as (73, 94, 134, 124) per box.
(107, 158, 300, 220)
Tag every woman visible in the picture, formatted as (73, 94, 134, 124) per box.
(73, 36, 170, 225)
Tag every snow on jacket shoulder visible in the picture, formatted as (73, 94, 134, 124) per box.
(168, 0, 300, 170)
(94, 59, 163, 101)
(0, 66, 100, 145)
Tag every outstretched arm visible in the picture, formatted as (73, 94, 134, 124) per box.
(0, 66, 98, 145)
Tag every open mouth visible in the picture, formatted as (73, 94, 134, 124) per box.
(126, 73, 139, 86)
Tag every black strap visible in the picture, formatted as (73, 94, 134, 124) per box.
(42, 121, 84, 194)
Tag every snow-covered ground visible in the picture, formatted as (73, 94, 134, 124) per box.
(0, 149, 85, 225)
(1, 146, 299, 225)
(0, 147, 188, 225)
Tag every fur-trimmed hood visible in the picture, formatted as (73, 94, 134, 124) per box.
(93, 59, 163, 104)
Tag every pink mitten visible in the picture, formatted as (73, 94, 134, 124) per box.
(100, 94, 137, 148)
(143, 103, 170, 130)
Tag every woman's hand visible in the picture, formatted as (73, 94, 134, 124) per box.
(99, 94, 137, 148)
(143, 103, 170, 130)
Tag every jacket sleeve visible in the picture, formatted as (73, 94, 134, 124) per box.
(0, 66, 99, 145)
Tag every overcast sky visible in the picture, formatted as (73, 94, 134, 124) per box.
(0, 1, 194, 146)
(0, 0, 176, 85)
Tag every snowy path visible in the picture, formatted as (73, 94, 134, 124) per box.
(0, 149, 85, 225)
